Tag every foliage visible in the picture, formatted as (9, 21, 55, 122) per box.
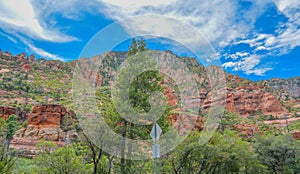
(162, 130, 267, 174)
(13, 157, 39, 174)
(284, 119, 300, 131)
(6, 114, 18, 141)
(34, 145, 91, 174)
(127, 38, 148, 56)
(219, 111, 242, 131)
(0, 118, 15, 173)
(36, 140, 57, 154)
(253, 133, 300, 173)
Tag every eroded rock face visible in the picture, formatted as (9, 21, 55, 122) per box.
(0, 106, 28, 123)
(0, 106, 19, 119)
(292, 131, 300, 140)
(164, 86, 204, 134)
(11, 104, 78, 157)
(234, 123, 260, 137)
(164, 84, 286, 133)
(30, 54, 35, 62)
(225, 86, 287, 117)
(16, 52, 27, 61)
(20, 63, 32, 72)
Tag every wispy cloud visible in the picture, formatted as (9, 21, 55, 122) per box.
(96, 0, 300, 76)
(222, 54, 272, 76)
(96, 0, 277, 75)
(98, 0, 247, 47)
(20, 38, 66, 61)
(0, 31, 17, 43)
(0, 0, 78, 42)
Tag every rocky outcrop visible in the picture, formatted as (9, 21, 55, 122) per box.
(21, 63, 32, 72)
(16, 52, 28, 61)
(225, 86, 286, 117)
(164, 85, 204, 134)
(10, 104, 78, 157)
(0, 106, 19, 119)
(3, 51, 12, 59)
(262, 77, 300, 101)
(292, 131, 300, 140)
(30, 54, 35, 62)
(234, 123, 260, 137)
(0, 106, 28, 122)
(264, 117, 300, 128)
(202, 85, 286, 117)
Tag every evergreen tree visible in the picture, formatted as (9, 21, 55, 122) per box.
(137, 38, 147, 52)
(6, 115, 18, 148)
(127, 38, 138, 56)
(127, 38, 148, 57)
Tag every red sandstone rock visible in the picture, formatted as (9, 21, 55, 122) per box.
(234, 123, 260, 137)
(30, 54, 35, 62)
(221, 86, 286, 117)
(11, 104, 78, 157)
(292, 131, 300, 140)
(3, 51, 12, 58)
(0, 106, 19, 119)
(21, 64, 32, 72)
(16, 52, 27, 61)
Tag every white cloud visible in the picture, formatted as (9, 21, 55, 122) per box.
(222, 54, 272, 76)
(20, 38, 66, 61)
(234, 0, 300, 56)
(99, 0, 177, 12)
(234, 34, 272, 47)
(96, 0, 278, 75)
(97, 0, 268, 49)
(0, 0, 77, 42)
(226, 52, 250, 60)
(0, 31, 17, 43)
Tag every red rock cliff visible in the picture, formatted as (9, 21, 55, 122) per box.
(10, 104, 77, 157)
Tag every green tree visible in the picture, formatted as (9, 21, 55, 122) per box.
(127, 38, 138, 56)
(115, 40, 170, 173)
(34, 145, 91, 174)
(36, 140, 57, 154)
(0, 118, 14, 173)
(137, 38, 147, 52)
(127, 38, 148, 56)
(253, 134, 300, 173)
(163, 130, 267, 174)
(6, 114, 18, 147)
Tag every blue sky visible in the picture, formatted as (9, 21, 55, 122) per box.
(0, 0, 299, 81)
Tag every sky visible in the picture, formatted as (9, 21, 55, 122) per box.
(0, 0, 299, 81)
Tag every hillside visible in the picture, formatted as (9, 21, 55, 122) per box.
(0, 49, 300, 155)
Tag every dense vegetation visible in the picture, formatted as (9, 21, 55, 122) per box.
(4, 123, 299, 174)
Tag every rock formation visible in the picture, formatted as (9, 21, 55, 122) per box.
(234, 123, 260, 137)
(3, 51, 12, 58)
(30, 54, 35, 62)
(225, 86, 287, 117)
(10, 104, 78, 157)
(16, 52, 27, 61)
(292, 131, 300, 140)
(0, 106, 19, 119)
(0, 106, 28, 123)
